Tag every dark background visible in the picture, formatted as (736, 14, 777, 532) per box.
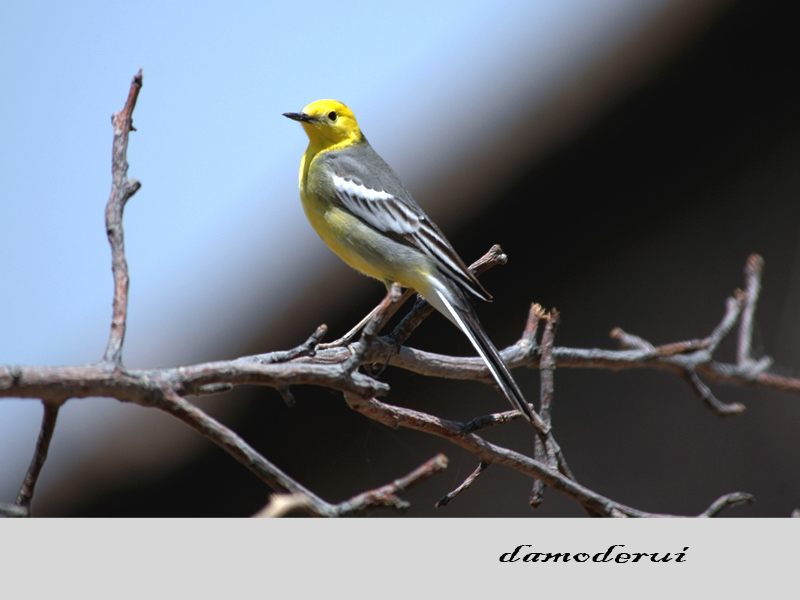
(58, 0, 800, 517)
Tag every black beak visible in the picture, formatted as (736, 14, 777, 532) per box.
(283, 112, 314, 123)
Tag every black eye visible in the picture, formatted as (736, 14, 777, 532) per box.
(328, 111, 338, 121)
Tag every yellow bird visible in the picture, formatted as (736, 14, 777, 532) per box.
(284, 100, 534, 422)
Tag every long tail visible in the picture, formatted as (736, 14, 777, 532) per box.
(431, 286, 536, 423)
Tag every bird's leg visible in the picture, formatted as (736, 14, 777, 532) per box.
(317, 285, 415, 350)
(317, 305, 382, 350)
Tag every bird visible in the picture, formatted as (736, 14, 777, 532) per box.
(283, 99, 535, 423)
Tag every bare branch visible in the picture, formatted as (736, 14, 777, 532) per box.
(738, 254, 763, 367)
(0, 355, 390, 405)
(102, 69, 143, 369)
(329, 453, 449, 516)
(254, 454, 449, 517)
(698, 492, 755, 517)
(343, 393, 749, 517)
(436, 461, 488, 508)
(0, 403, 62, 517)
(375, 274, 786, 417)
(686, 370, 745, 416)
(537, 311, 559, 425)
(531, 310, 559, 508)
(253, 324, 328, 364)
(462, 407, 523, 434)
(521, 303, 545, 348)
(15, 402, 61, 512)
(2, 246, 790, 517)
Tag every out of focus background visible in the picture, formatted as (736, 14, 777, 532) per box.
(1, 0, 798, 517)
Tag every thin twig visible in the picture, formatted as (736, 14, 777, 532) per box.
(461, 408, 522, 434)
(531, 310, 559, 508)
(102, 69, 143, 368)
(254, 453, 449, 517)
(253, 324, 327, 364)
(697, 492, 755, 517)
(520, 303, 545, 348)
(686, 370, 745, 416)
(738, 254, 763, 366)
(436, 461, 488, 508)
(15, 402, 60, 510)
(537, 311, 559, 426)
(331, 453, 449, 516)
(736, 254, 774, 377)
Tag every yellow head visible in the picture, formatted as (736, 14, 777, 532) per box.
(283, 99, 363, 150)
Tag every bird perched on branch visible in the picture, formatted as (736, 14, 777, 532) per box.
(284, 99, 535, 423)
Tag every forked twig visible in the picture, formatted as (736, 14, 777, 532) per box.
(254, 454, 449, 517)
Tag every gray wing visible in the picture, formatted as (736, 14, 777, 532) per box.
(323, 143, 490, 301)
